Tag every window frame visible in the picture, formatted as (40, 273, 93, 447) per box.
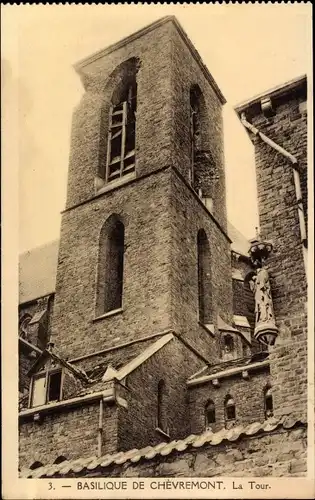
(30, 368, 63, 408)
(105, 94, 136, 185)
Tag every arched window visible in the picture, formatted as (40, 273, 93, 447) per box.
(197, 229, 212, 325)
(224, 395, 236, 422)
(189, 85, 216, 201)
(157, 380, 166, 431)
(30, 461, 43, 470)
(264, 386, 273, 419)
(205, 400, 216, 428)
(105, 58, 138, 184)
(19, 314, 32, 340)
(190, 86, 201, 187)
(96, 215, 125, 316)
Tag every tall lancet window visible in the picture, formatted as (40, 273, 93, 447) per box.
(190, 86, 201, 187)
(157, 380, 167, 432)
(197, 229, 212, 325)
(106, 59, 138, 183)
(96, 215, 125, 316)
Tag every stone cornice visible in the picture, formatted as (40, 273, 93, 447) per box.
(74, 16, 225, 105)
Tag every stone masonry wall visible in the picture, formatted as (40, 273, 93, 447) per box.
(19, 347, 34, 394)
(169, 169, 233, 362)
(53, 425, 307, 478)
(19, 402, 118, 470)
(250, 91, 307, 342)
(66, 20, 174, 209)
(51, 170, 173, 359)
(189, 367, 271, 434)
(118, 337, 204, 451)
(245, 83, 308, 425)
(170, 23, 226, 230)
(269, 337, 307, 421)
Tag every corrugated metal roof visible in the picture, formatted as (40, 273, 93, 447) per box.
(20, 415, 306, 478)
(19, 225, 249, 305)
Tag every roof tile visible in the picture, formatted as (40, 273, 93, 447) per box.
(20, 416, 305, 478)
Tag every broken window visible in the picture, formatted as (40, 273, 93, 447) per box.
(223, 335, 234, 353)
(47, 371, 62, 402)
(106, 77, 137, 183)
(31, 370, 62, 408)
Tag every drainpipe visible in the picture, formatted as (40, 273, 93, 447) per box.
(98, 398, 103, 457)
(240, 113, 308, 279)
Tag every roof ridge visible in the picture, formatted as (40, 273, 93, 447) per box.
(20, 415, 306, 478)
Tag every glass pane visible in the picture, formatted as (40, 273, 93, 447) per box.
(32, 376, 46, 407)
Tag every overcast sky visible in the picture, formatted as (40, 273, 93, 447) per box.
(2, 4, 312, 252)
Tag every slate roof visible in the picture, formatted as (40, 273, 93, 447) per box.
(227, 221, 250, 257)
(19, 239, 59, 304)
(20, 415, 306, 478)
(19, 225, 250, 305)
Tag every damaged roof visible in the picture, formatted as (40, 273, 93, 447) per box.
(188, 351, 269, 382)
(20, 415, 306, 478)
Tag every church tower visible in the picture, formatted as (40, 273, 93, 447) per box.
(19, 17, 240, 468)
(51, 16, 233, 361)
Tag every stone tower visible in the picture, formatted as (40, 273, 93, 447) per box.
(19, 17, 238, 468)
(235, 75, 308, 420)
(51, 16, 233, 362)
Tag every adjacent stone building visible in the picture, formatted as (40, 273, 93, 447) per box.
(19, 17, 308, 478)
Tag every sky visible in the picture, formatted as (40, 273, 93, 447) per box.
(2, 4, 312, 252)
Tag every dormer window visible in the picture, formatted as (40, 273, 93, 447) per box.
(224, 335, 234, 353)
(31, 370, 62, 408)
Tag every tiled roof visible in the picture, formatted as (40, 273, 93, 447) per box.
(20, 415, 306, 478)
(19, 239, 59, 304)
(19, 225, 249, 305)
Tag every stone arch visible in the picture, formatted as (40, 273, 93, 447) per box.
(189, 84, 215, 194)
(98, 58, 140, 183)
